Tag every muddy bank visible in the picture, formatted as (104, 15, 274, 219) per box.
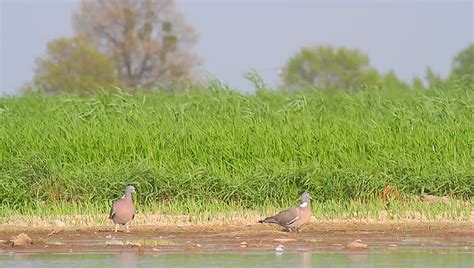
(1, 222, 473, 254)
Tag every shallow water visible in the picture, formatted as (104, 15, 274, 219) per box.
(1, 251, 473, 268)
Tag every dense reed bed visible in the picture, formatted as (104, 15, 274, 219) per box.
(1, 79, 473, 218)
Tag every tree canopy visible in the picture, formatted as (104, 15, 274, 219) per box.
(450, 44, 474, 79)
(73, 0, 200, 88)
(380, 70, 409, 90)
(280, 45, 380, 91)
(34, 36, 118, 93)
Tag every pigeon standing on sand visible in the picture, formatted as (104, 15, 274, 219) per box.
(109, 185, 136, 232)
(258, 192, 312, 232)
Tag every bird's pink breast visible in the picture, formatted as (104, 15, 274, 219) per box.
(112, 198, 135, 224)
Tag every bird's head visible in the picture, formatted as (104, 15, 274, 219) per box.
(300, 192, 312, 204)
(125, 185, 136, 196)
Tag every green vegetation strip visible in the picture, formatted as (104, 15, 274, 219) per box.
(1, 79, 473, 217)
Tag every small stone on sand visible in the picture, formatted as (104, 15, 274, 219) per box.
(275, 244, 285, 252)
(126, 242, 142, 247)
(345, 239, 368, 249)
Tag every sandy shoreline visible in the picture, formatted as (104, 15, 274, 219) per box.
(1, 221, 473, 254)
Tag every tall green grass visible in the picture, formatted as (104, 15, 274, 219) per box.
(0, 79, 473, 216)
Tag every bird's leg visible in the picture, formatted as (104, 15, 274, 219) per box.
(125, 222, 131, 233)
(114, 224, 119, 233)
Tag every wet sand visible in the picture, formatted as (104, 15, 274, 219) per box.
(1, 222, 473, 254)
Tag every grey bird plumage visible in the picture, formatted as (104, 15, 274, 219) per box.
(109, 185, 136, 232)
(258, 192, 312, 232)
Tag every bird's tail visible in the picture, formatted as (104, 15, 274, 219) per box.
(258, 216, 277, 224)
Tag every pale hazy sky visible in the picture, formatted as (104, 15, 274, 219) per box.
(1, 0, 473, 94)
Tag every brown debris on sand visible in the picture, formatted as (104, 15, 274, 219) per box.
(10, 233, 33, 246)
(380, 185, 399, 201)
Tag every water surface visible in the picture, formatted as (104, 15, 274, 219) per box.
(1, 251, 473, 268)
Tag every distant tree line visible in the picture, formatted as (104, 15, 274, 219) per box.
(31, 0, 473, 93)
(280, 44, 474, 91)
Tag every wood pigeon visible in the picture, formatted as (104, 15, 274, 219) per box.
(259, 192, 312, 232)
(109, 185, 136, 232)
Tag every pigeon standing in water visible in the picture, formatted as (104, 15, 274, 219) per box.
(259, 192, 312, 232)
(109, 185, 136, 232)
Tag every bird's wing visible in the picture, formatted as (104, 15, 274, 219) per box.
(273, 206, 299, 226)
(109, 201, 117, 219)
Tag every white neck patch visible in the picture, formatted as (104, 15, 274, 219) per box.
(300, 202, 308, 208)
